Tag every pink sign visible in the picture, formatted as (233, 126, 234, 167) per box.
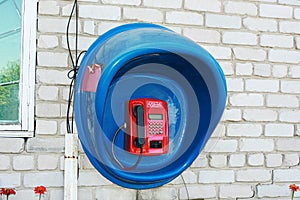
(81, 64, 102, 93)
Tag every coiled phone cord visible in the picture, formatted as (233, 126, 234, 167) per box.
(111, 123, 143, 170)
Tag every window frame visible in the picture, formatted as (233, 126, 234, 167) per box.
(0, 0, 36, 137)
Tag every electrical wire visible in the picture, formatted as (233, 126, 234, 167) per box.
(66, 0, 87, 134)
(112, 123, 143, 171)
(180, 174, 190, 200)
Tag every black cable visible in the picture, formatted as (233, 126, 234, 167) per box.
(112, 123, 143, 171)
(180, 174, 190, 200)
(66, 0, 86, 134)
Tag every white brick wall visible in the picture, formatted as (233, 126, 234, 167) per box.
(0, 0, 298, 199)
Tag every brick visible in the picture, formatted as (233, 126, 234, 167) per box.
(248, 153, 264, 166)
(39, 17, 81, 33)
(199, 170, 234, 183)
(181, 170, 197, 183)
(281, 80, 300, 93)
(83, 21, 95, 35)
(61, 35, 97, 51)
(202, 45, 231, 59)
(124, 8, 163, 23)
(79, 171, 112, 186)
(206, 14, 241, 29)
(79, 5, 121, 20)
(245, 79, 279, 92)
(274, 169, 300, 182)
(13, 190, 36, 200)
(257, 184, 290, 197)
(179, 185, 216, 199)
(211, 123, 225, 138)
(220, 184, 254, 198)
(280, 21, 300, 34)
(224, 1, 257, 15)
(95, 187, 136, 200)
(144, 0, 181, 8)
(0, 138, 24, 153)
(243, 17, 277, 32)
(50, 189, 64, 200)
(204, 139, 238, 152)
(37, 52, 68, 67)
(0, 155, 10, 170)
(269, 49, 300, 64)
(297, 37, 300, 49)
(253, 64, 271, 77)
(266, 154, 282, 167)
(162, 25, 182, 34)
(230, 93, 264, 107)
(209, 154, 227, 168)
(227, 124, 262, 137)
(61, 3, 73, 16)
(102, 0, 141, 5)
(38, 155, 59, 170)
(37, 69, 70, 85)
(233, 47, 266, 61)
(183, 28, 220, 44)
(273, 65, 288, 78)
(266, 94, 298, 108)
(223, 31, 257, 45)
(97, 21, 124, 35)
(243, 109, 277, 122)
(211, 124, 226, 138)
(279, 0, 300, 5)
(13, 155, 34, 170)
(166, 11, 203, 25)
(139, 187, 178, 200)
(36, 103, 60, 118)
(296, 9, 300, 19)
(260, 4, 293, 18)
(236, 169, 272, 182)
(259, 0, 277, 2)
(0, 173, 21, 187)
(297, 125, 300, 136)
(276, 138, 300, 151)
(26, 137, 64, 152)
(240, 138, 274, 152)
(38, 86, 59, 101)
(265, 123, 294, 137)
(38, 35, 58, 49)
(39, 1, 59, 15)
(219, 61, 234, 75)
(24, 172, 63, 187)
(229, 154, 245, 167)
(260, 34, 294, 48)
(226, 78, 244, 92)
(283, 153, 299, 166)
(185, 0, 221, 12)
(191, 155, 208, 168)
(82, 155, 94, 169)
(222, 108, 242, 121)
(236, 63, 253, 76)
(289, 65, 300, 78)
(279, 110, 300, 123)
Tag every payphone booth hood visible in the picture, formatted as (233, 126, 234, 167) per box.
(75, 23, 227, 189)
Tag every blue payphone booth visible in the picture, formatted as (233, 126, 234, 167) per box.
(75, 23, 227, 189)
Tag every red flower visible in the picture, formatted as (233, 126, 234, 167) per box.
(1, 188, 16, 195)
(34, 186, 47, 195)
(290, 184, 300, 192)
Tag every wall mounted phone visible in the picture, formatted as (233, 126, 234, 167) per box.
(125, 98, 169, 156)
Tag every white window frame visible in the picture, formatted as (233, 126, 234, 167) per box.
(0, 0, 36, 137)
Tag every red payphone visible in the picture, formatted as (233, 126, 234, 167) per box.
(125, 98, 169, 156)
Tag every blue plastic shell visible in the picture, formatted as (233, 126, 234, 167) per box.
(75, 23, 227, 189)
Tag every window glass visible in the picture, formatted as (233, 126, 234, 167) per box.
(0, 0, 22, 123)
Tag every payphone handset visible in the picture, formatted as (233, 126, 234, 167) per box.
(125, 98, 169, 156)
